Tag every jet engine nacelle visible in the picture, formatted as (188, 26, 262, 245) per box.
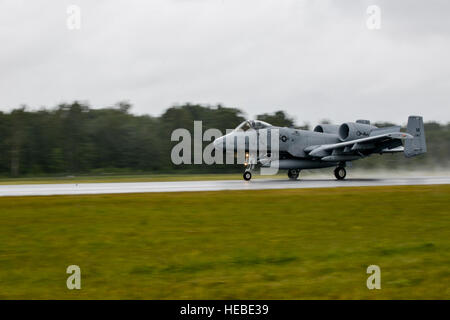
(338, 122, 377, 141)
(313, 124, 340, 135)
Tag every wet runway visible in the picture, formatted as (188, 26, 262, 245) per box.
(0, 176, 448, 196)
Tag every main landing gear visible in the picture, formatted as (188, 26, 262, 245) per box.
(334, 166, 347, 180)
(287, 169, 300, 180)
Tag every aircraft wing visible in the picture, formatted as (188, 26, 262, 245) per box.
(305, 131, 413, 160)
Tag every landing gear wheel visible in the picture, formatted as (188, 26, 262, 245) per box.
(287, 169, 300, 181)
(243, 171, 252, 181)
(334, 167, 346, 180)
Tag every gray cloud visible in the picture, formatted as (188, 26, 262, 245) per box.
(0, 0, 449, 125)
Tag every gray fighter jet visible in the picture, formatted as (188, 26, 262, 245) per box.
(213, 116, 427, 181)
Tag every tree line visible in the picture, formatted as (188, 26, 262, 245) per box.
(0, 102, 448, 176)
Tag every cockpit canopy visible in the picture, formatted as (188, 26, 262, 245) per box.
(234, 120, 272, 131)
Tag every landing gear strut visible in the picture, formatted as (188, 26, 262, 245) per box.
(287, 169, 300, 180)
(334, 167, 346, 180)
(243, 171, 252, 181)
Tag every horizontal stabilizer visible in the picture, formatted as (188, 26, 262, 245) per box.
(381, 146, 404, 153)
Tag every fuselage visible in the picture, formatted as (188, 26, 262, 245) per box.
(213, 125, 342, 169)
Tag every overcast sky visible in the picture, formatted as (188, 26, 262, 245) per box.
(1, 0, 449, 125)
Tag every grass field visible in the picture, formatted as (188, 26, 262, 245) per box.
(0, 173, 296, 185)
(0, 173, 248, 185)
(0, 185, 449, 299)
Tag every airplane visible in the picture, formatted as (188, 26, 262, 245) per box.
(213, 116, 427, 181)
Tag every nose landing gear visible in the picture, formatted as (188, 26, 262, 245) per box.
(243, 171, 252, 181)
(243, 152, 254, 181)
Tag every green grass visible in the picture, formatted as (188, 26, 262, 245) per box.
(0, 173, 285, 185)
(0, 185, 449, 299)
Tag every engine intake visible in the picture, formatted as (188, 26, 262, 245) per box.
(313, 124, 340, 135)
(338, 122, 377, 141)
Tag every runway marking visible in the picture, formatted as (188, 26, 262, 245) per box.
(0, 176, 448, 197)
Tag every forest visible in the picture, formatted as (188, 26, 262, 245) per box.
(0, 101, 448, 176)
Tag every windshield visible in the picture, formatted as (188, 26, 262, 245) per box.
(234, 120, 272, 131)
(234, 121, 252, 131)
